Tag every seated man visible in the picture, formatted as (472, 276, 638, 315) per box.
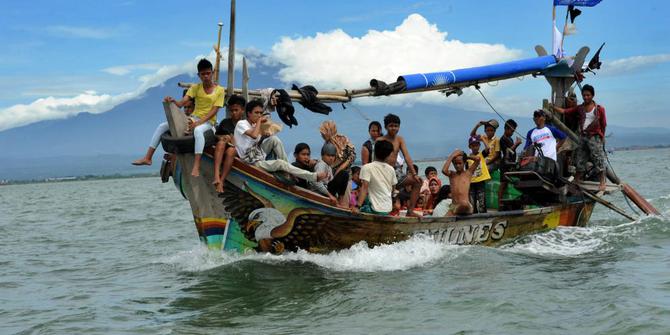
(524, 110, 566, 162)
(470, 119, 501, 171)
(163, 58, 224, 177)
(353, 140, 397, 215)
(212, 95, 245, 193)
(132, 90, 194, 167)
(234, 100, 326, 183)
(308, 143, 350, 206)
(442, 149, 481, 215)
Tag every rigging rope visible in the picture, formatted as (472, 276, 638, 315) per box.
(474, 85, 526, 139)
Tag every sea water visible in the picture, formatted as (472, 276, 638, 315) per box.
(1, 148, 669, 334)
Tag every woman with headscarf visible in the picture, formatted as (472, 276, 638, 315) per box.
(423, 177, 442, 214)
(319, 120, 356, 207)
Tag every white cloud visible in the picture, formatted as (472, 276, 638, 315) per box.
(102, 63, 162, 76)
(45, 25, 117, 39)
(602, 53, 670, 75)
(0, 59, 199, 132)
(0, 49, 261, 132)
(270, 13, 522, 105)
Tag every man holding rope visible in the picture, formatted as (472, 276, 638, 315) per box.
(552, 84, 608, 193)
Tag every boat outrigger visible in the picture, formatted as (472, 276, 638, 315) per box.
(154, 1, 659, 254)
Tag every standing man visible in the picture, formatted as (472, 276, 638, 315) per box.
(553, 84, 608, 192)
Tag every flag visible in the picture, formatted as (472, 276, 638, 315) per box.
(568, 5, 582, 23)
(552, 20, 564, 58)
(553, 0, 602, 7)
(587, 42, 605, 70)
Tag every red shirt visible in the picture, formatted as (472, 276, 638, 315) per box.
(564, 102, 607, 139)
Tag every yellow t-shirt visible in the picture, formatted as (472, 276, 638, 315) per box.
(186, 83, 225, 124)
(468, 152, 491, 183)
(480, 134, 500, 163)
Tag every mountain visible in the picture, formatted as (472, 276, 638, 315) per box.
(2, 61, 670, 181)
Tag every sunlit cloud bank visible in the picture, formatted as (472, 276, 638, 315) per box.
(271, 13, 522, 106)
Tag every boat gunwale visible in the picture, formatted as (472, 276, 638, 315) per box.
(227, 157, 593, 224)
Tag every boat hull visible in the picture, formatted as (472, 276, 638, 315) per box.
(171, 154, 594, 254)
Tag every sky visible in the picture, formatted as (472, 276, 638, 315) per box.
(1, 0, 670, 131)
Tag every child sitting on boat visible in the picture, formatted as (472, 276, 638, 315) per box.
(307, 142, 349, 206)
(442, 149, 481, 215)
(234, 100, 327, 184)
(361, 121, 382, 165)
(291, 143, 316, 189)
(352, 140, 397, 215)
(212, 95, 245, 193)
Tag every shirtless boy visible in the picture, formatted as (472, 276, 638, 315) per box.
(377, 114, 422, 216)
(441, 149, 481, 215)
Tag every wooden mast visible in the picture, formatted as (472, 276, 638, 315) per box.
(225, 0, 236, 102)
(213, 22, 224, 83)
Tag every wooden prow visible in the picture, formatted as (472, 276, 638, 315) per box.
(622, 184, 661, 215)
(164, 102, 188, 138)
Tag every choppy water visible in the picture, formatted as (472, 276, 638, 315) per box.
(1, 148, 669, 334)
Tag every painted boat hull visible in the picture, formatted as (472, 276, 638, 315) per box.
(171, 154, 594, 254)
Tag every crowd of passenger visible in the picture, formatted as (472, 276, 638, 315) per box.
(134, 58, 608, 217)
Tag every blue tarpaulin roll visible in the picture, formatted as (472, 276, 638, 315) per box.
(399, 55, 557, 91)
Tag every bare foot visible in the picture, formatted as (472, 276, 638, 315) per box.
(598, 183, 607, 192)
(316, 171, 328, 181)
(132, 158, 152, 166)
(191, 168, 200, 177)
(213, 180, 224, 193)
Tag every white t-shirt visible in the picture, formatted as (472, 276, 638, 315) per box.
(583, 106, 596, 130)
(431, 199, 452, 217)
(524, 126, 566, 161)
(234, 120, 258, 157)
(360, 161, 397, 212)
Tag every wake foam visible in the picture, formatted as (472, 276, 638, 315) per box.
(158, 235, 463, 273)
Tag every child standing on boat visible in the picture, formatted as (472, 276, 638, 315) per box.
(467, 136, 491, 213)
(377, 114, 422, 217)
(353, 140, 397, 215)
(442, 149, 481, 215)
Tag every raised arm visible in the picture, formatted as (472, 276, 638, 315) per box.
(244, 116, 266, 139)
(442, 150, 460, 177)
(164, 95, 192, 108)
(470, 121, 485, 137)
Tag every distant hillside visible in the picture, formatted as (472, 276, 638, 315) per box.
(2, 60, 670, 181)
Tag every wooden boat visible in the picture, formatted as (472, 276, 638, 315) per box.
(153, 3, 659, 254)
(161, 101, 595, 254)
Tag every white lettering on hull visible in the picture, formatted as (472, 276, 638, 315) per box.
(419, 221, 508, 245)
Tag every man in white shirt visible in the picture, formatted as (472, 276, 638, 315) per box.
(353, 139, 397, 215)
(523, 110, 567, 161)
(234, 100, 326, 183)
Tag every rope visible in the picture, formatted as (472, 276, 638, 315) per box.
(474, 85, 526, 139)
(347, 103, 372, 122)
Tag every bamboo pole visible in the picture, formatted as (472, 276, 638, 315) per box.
(242, 57, 249, 103)
(213, 22, 223, 83)
(225, 0, 236, 103)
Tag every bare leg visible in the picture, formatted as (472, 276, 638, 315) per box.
(191, 154, 202, 177)
(405, 176, 422, 217)
(132, 147, 156, 166)
(212, 140, 226, 190)
(217, 147, 237, 193)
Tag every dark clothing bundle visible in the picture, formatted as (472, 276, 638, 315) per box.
(292, 84, 332, 115)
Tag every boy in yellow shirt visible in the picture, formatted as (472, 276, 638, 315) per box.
(470, 119, 500, 171)
(165, 59, 224, 177)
